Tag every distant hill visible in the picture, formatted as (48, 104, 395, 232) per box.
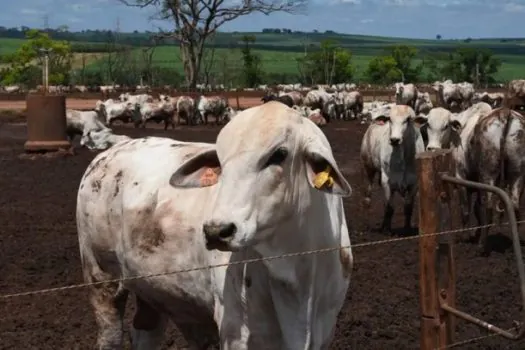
(1, 28, 524, 82)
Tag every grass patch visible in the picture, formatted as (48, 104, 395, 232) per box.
(2, 32, 525, 82)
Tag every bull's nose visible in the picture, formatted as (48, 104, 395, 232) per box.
(390, 138, 401, 146)
(203, 222, 237, 246)
(427, 146, 439, 151)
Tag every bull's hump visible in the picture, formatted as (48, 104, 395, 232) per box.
(220, 102, 299, 150)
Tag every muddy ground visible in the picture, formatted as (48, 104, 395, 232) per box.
(0, 112, 524, 350)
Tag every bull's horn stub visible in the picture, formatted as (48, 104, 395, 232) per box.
(314, 165, 334, 189)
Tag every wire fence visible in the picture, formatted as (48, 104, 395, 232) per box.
(1, 218, 524, 349)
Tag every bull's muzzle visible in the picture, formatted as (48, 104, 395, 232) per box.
(203, 222, 237, 251)
(390, 137, 401, 146)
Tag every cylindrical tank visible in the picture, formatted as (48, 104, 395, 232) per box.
(24, 94, 71, 152)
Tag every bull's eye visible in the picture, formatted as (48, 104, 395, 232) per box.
(265, 147, 288, 167)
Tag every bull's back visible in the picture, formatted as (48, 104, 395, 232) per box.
(360, 124, 386, 170)
(76, 137, 214, 258)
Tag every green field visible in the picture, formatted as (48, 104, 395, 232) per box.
(1, 32, 525, 82)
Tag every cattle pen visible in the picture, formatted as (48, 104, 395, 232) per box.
(1, 95, 525, 349)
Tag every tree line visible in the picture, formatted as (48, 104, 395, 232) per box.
(0, 29, 501, 87)
(0, 30, 503, 89)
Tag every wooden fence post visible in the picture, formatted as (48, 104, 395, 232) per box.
(417, 149, 455, 350)
(236, 89, 240, 110)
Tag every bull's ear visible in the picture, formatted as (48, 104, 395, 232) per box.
(372, 115, 389, 125)
(169, 148, 221, 188)
(303, 143, 352, 197)
(449, 120, 462, 133)
(413, 114, 428, 128)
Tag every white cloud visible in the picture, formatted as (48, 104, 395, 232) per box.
(383, 0, 420, 6)
(504, 3, 525, 12)
(68, 17, 83, 23)
(360, 18, 374, 23)
(20, 8, 44, 16)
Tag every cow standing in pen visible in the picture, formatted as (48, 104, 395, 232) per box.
(360, 105, 427, 234)
(77, 102, 353, 349)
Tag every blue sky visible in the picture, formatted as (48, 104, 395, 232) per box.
(2, 0, 523, 39)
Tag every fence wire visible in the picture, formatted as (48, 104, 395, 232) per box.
(1, 219, 523, 299)
(1, 219, 524, 349)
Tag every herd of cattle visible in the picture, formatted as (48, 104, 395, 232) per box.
(67, 78, 516, 152)
(26, 77, 525, 349)
(361, 78, 525, 258)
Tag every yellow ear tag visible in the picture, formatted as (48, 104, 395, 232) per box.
(313, 165, 334, 189)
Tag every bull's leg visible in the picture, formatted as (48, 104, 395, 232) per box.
(403, 187, 417, 232)
(459, 187, 476, 242)
(87, 268, 128, 350)
(362, 165, 376, 207)
(130, 296, 167, 350)
(508, 175, 524, 228)
(380, 173, 395, 235)
(478, 188, 492, 256)
(362, 165, 376, 231)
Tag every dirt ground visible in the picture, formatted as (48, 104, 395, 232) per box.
(0, 111, 524, 350)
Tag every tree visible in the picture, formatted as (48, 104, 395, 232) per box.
(296, 39, 354, 85)
(139, 37, 159, 86)
(202, 34, 218, 86)
(440, 47, 501, 86)
(385, 45, 422, 82)
(119, 0, 306, 89)
(436, 34, 442, 40)
(240, 35, 263, 88)
(1, 29, 72, 87)
(365, 56, 402, 84)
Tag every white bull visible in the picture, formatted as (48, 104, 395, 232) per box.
(360, 105, 426, 234)
(132, 101, 176, 130)
(77, 101, 353, 350)
(418, 107, 457, 151)
(80, 128, 132, 150)
(448, 104, 525, 254)
(66, 109, 109, 143)
(394, 83, 418, 109)
(95, 99, 135, 125)
(119, 93, 153, 105)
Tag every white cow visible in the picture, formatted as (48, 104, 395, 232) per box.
(360, 105, 426, 234)
(414, 91, 433, 115)
(95, 99, 135, 125)
(65, 109, 109, 144)
(119, 93, 153, 105)
(80, 128, 132, 150)
(77, 101, 353, 349)
(432, 80, 474, 111)
(418, 107, 456, 151)
(132, 100, 176, 130)
(176, 96, 198, 125)
(394, 83, 418, 109)
(448, 104, 525, 253)
(472, 91, 504, 108)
